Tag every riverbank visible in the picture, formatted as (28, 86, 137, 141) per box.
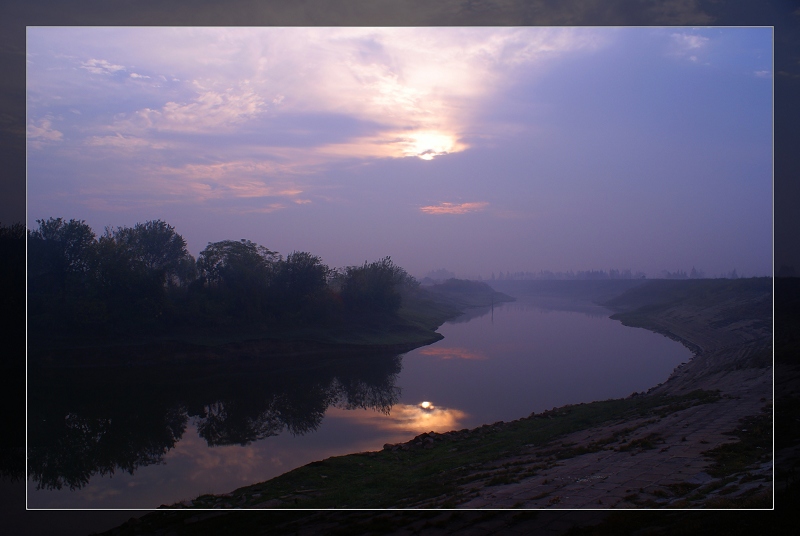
(29, 279, 514, 367)
(100, 278, 775, 534)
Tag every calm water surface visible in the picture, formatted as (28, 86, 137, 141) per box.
(28, 294, 691, 508)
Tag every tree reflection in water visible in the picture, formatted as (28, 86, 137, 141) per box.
(28, 351, 402, 490)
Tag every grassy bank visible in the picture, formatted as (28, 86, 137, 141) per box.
(171, 390, 720, 511)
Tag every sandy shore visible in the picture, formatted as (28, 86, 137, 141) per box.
(441, 289, 773, 509)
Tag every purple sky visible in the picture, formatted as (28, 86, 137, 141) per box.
(26, 27, 772, 279)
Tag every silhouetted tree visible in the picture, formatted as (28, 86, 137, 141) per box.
(340, 257, 409, 317)
(93, 231, 166, 329)
(28, 218, 102, 333)
(108, 220, 196, 288)
(29, 217, 97, 296)
(271, 251, 331, 322)
(196, 239, 279, 323)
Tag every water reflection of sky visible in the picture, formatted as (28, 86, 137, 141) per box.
(328, 402, 468, 434)
(396, 298, 692, 427)
(28, 296, 691, 509)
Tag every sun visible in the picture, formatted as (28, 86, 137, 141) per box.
(403, 131, 464, 160)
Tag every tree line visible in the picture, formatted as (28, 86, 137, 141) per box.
(25, 218, 417, 339)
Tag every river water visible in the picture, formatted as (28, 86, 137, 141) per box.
(27, 287, 692, 509)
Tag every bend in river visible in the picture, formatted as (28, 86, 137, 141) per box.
(27, 281, 692, 509)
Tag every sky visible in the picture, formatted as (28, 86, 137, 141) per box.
(26, 26, 773, 279)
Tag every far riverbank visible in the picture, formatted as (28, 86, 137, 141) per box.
(28, 279, 515, 367)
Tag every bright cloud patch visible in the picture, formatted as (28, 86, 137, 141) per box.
(26, 27, 607, 215)
(399, 130, 465, 160)
(80, 58, 126, 75)
(419, 202, 489, 215)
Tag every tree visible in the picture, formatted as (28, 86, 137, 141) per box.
(271, 251, 331, 321)
(196, 239, 279, 323)
(29, 218, 97, 295)
(197, 239, 278, 287)
(93, 232, 166, 328)
(340, 257, 409, 317)
(108, 220, 195, 288)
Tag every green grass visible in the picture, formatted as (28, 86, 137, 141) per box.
(168, 390, 721, 510)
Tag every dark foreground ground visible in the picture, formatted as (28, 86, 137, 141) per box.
(84, 277, 792, 535)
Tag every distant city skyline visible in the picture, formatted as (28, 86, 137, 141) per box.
(26, 27, 772, 279)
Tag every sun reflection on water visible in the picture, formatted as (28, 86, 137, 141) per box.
(327, 400, 467, 435)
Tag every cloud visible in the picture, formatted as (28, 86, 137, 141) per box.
(313, 129, 467, 160)
(419, 201, 489, 215)
(129, 72, 150, 79)
(80, 58, 126, 75)
(64, 157, 307, 214)
(754, 70, 772, 78)
(122, 82, 266, 134)
(26, 117, 62, 148)
(146, 160, 306, 204)
(671, 33, 708, 50)
(668, 31, 710, 61)
(72, 28, 604, 162)
(86, 133, 165, 150)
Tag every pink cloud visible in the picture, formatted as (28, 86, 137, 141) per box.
(419, 201, 488, 215)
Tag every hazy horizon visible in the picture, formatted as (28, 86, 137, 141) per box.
(26, 27, 773, 280)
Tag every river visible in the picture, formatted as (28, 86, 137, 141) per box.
(27, 285, 692, 509)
